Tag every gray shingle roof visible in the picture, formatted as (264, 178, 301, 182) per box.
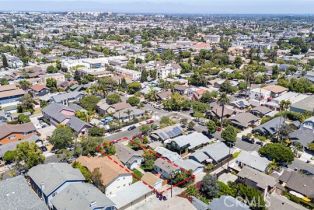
(253, 116, 284, 135)
(170, 132, 211, 150)
(236, 151, 270, 172)
(190, 142, 230, 163)
(27, 163, 85, 196)
(52, 91, 83, 103)
(289, 128, 314, 147)
(229, 112, 259, 128)
(0, 175, 48, 210)
(208, 196, 250, 210)
(109, 182, 153, 209)
(51, 183, 115, 210)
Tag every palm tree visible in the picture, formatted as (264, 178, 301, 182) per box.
(243, 66, 255, 97)
(125, 109, 134, 122)
(218, 93, 230, 128)
(278, 100, 291, 141)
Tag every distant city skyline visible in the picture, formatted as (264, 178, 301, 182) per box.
(0, 0, 313, 14)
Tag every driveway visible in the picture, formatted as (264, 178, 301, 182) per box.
(235, 138, 261, 152)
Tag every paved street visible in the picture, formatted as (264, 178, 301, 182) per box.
(235, 138, 261, 151)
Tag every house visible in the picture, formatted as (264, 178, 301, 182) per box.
(250, 87, 271, 101)
(167, 132, 212, 154)
(174, 159, 204, 175)
(0, 122, 36, 145)
(208, 103, 235, 119)
(76, 156, 133, 196)
(97, 101, 132, 115)
(253, 116, 285, 136)
(30, 84, 50, 96)
(263, 85, 288, 97)
(51, 91, 84, 105)
(174, 85, 189, 95)
(141, 172, 163, 190)
(207, 196, 250, 210)
(0, 175, 48, 210)
(113, 107, 145, 122)
(289, 117, 314, 149)
(237, 166, 277, 195)
(3, 53, 23, 68)
(115, 143, 143, 169)
(154, 158, 180, 179)
(231, 99, 250, 109)
(229, 112, 259, 129)
(156, 90, 172, 101)
(40, 73, 65, 85)
(154, 146, 182, 162)
(156, 62, 181, 79)
(50, 183, 116, 210)
(27, 163, 86, 207)
(189, 142, 230, 164)
(305, 70, 314, 83)
(0, 84, 25, 105)
(109, 181, 153, 210)
(233, 151, 271, 172)
(279, 170, 314, 201)
(251, 106, 272, 117)
(42, 103, 91, 135)
(151, 125, 183, 142)
(268, 193, 308, 210)
(155, 196, 197, 210)
(290, 96, 314, 113)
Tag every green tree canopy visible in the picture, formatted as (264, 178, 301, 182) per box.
(127, 96, 140, 106)
(106, 93, 121, 105)
(15, 142, 45, 169)
(49, 125, 74, 150)
(221, 125, 237, 144)
(259, 143, 294, 164)
(80, 95, 101, 112)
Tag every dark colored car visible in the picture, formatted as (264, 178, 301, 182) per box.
(242, 135, 255, 144)
(128, 125, 137, 131)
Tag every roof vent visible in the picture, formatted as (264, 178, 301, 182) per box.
(90, 201, 97, 207)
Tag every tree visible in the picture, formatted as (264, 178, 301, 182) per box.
(200, 91, 217, 103)
(80, 95, 101, 112)
(15, 142, 45, 169)
(75, 110, 89, 122)
(140, 69, 148, 82)
(218, 93, 230, 127)
(234, 56, 243, 68)
(233, 183, 265, 210)
(18, 80, 31, 90)
(80, 136, 103, 156)
(3, 150, 16, 163)
(127, 96, 140, 106)
(91, 168, 105, 191)
(49, 125, 74, 150)
(188, 121, 195, 130)
(200, 174, 219, 199)
(259, 143, 294, 164)
(221, 125, 237, 145)
(46, 78, 57, 90)
(163, 92, 189, 111)
(207, 120, 217, 134)
(46, 65, 58, 73)
(220, 81, 236, 94)
(140, 124, 151, 135)
(0, 78, 9, 85)
(101, 141, 116, 155)
(160, 116, 175, 127)
(106, 93, 121, 105)
(17, 94, 34, 113)
(128, 82, 141, 94)
(73, 162, 92, 182)
(98, 77, 117, 96)
(142, 151, 157, 171)
(2, 54, 8, 68)
(17, 114, 30, 124)
(89, 127, 104, 137)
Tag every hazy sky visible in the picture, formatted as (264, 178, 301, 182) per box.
(0, 0, 313, 14)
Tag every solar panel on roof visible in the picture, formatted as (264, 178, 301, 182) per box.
(173, 127, 182, 134)
(159, 132, 168, 140)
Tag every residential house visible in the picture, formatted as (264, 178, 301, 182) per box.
(251, 106, 272, 117)
(263, 85, 288, 98)
(109, 181, 153, 210)
(113, 107, 145, 122)
(50, 183, 116, 210)
(229, 112, 259, 129)
(289, 116, 314, 149)
(207, 196, 250, 210)
(189, 142, 230, 164)
(0, 175, 48, 210)
(76, 156, 133, 196)
(51, 91, 84, 106)
(0, 84, 25, 105)
(290, 96, 314, 113)
(173, 85, 189, 95)
(253, 116, 285, 136)
(115, 143, 143, 170)
(42, 103, 91, 135)
(154, 158, 180, 179)
(0, 122, 36, 145)
(156, 90, 172, 101)
(173, 159, 204, 175)
(141, 172, 163, 190)
(233, 151, 271, 172)
(154, 146, 182, 162)
(167, 132, 212, 154)
(156, 62, 181, 79)
(237, 166, 277, 196)
(305, 70, 314, 83)
(279, 170, 314, 201)
(208, 102, 235, 120)
(3, 53, 23, 68)
(40, 73, 66, 85)
(97, 100, 132, 115)
(150, 125, 183, 142)
(268, 193, 308, 210)
(30, 84, 50, 96)
(27, 163, 86, 207)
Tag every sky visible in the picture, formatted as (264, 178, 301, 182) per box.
(0, 0, 313, 14)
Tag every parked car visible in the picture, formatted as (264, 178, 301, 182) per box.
(128, 125, 137, 131)
(242, 135, 255, 144)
